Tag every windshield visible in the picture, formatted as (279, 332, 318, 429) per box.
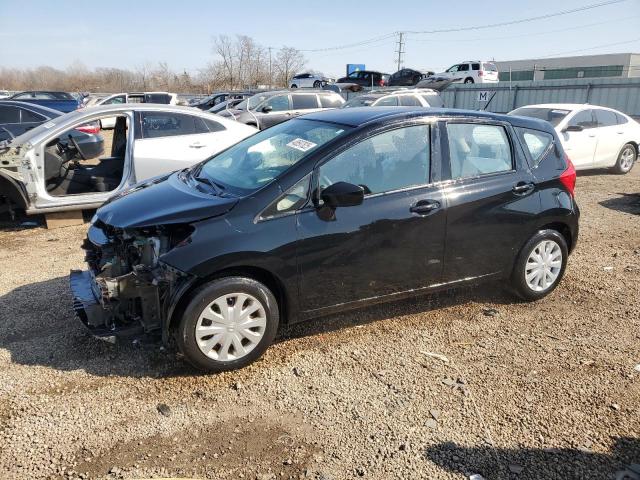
(342, 96, 376, 108)
(510, 107, 570, 127)
(198, 119, 350, 194)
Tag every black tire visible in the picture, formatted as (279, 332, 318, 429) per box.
(464, 77, 474, 84)
(313, 80, 321, 88)
(510, 229, 568, 301)
(177, 276, 280, 373)
(290, 84, 298, 89)
(612, 143, 636, 174)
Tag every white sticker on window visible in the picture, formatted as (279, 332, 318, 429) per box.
(42, 122, 55, 129)
(287, 138, 317, 152)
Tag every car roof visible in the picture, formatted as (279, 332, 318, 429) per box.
(513, 103, 595, 111)
(302, 106, 555, 131)
(0, 100, 62, 116)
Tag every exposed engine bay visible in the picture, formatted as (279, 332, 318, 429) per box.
(71, 219, 194, 341)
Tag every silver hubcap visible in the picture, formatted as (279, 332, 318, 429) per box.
(620, 147, 635, 171)
(525, 240, 563, 292)
(195, 293, 267, 361)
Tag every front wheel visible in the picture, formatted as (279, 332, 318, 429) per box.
(612, 143, 636, 174)
(290, 84, 297, 89)
(510, 230, 568, 301)
(313, 80, 321, 88)
(177, 277, 280, 372)
(464, 78, 474, 84)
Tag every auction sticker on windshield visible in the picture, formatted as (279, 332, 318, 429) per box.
(287, 138, 317, 152)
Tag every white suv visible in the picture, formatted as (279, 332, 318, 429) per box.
(437, 61, 499, 84)
(289, 73, 331, 89)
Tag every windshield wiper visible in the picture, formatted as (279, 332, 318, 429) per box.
(194, 175, 226, 195)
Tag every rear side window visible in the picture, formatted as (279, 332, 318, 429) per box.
(568, 110, 596, 129)
(483, 63, 498, 72)
(104, 95, 126, 105)
(447, 123, 513, 179)
(145, 94, 171, 104)
(399, 95, 422, 106)
(472, 63, 480, 70)
(615, 112, 628, 125)
(517, 128, 554, 168)
(20, 109, 46, 122)
(375, 96, 398, 107)
(194, 116, 226, 133)
(458, 64, 470, 71)
(141, 112, 197, 138)
(421, 94, 444, 108)
(319, 95, 343, 108)
(0, 106, 20, 123)
(594, 109, 618, 127)
(291, 94, 319, 110)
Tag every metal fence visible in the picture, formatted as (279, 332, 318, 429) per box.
(439, 77, 640, 118)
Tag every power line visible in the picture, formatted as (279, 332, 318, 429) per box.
(405, 0, 627, 34)
(300, 0, 626, 53)
(539, 37, 640, 58)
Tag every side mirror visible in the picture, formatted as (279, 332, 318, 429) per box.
(320, 182, 364, 208)
(563, 125, 584, 132)
(261, 105, 273, 113)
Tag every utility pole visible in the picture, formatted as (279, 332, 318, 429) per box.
(395, 32, 405, 71)
(268, 47, 273, 89)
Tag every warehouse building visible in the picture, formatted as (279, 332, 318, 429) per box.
(495, 52, 640, 82)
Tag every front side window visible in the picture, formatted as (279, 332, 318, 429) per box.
(199, 119, 348, 194)
(447, 65, 459, 72)
(104, 95, 126, 105)
(140, 112, 197, 138)
(510, 107, 569, 127)
(292, 94, 319, 110)
(594, 109, 618, 127)
(260, 175, 311, 219)
(458, 64, 470, 71)
(517, 128, 554, 168)
(447, 123, 512, 179)
(262, 95, 290, 112)
(568, 110, 596, 129)
(319, 124, 430, 196)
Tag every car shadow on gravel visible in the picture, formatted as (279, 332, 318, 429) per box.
(424, 437, 640, 480)
(1, 275, 515, 377)
(599, 192, 640, 216)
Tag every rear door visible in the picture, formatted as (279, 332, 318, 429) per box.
(133, 111, 216, 180)
(593, 108, 623, 167)
(441, 119, 540, 281)
(560, 109, 597, 169)
(291, 93, 321, 117)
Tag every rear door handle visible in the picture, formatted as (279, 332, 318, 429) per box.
(410, 199, 441, 215)
(512, 182, 535, 195)
(189, 143, 206, 148)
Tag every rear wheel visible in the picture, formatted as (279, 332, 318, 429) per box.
(177, 277, 279, 372)
(290, 84, 298, 89)
(464, 78, 474, 84)
(511, 230, 568, 301)
(612, 143, 636, 174)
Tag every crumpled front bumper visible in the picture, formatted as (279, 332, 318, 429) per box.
(69, 269, 145, 341)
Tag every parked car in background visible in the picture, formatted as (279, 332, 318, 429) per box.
(0, 91, 11, 99)
(289, 73, 332, 89)
(0, 104, 257, 215)
(91, 92, 179, 128)
(217, 90, 344, 129)
(336, 70, 390, 88)
(342, 88, 444, 108)
(388, 68, 435, 86)
(509, 103, 639, 174)
(208, 97, 246, 114)
(70, 107, 578, 372)
(0, 100, 103, 157)
(8, 91, 80, 112)
(191, 92, 255, 111)
(436, 61, 499, 84)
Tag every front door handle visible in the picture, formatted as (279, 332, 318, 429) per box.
(410, 199, 441, 215)
(512, 182, 535, 195)
(189, 143, 206, 148)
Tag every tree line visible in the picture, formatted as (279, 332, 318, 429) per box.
(0, 35, 306, 94)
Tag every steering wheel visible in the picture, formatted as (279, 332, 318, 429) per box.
(67, 134, 86, 161)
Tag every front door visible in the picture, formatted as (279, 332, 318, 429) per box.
(258, 94, 292, 129)
(296, 122, 446, 314)
(560, 109, 598, 169)
(441, 120, 540, 282)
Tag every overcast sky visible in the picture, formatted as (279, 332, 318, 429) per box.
(0, 0, 638, 77)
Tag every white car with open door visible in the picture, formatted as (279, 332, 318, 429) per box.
(510, 104, 639, 174)
(0, 104, 257, 215)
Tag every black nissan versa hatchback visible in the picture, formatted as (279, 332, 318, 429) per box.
(70, 107, 579, 372)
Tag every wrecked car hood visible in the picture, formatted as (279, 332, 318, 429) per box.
(95, 172, 238, 229)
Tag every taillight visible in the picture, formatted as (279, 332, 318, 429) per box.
(76, 123, 100, 134)
(478, 70, 484, 77)
(378, 79, 384, 86)
(559, 155, 576, 196)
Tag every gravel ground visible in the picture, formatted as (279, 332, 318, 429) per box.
(0, 168, 639, 480)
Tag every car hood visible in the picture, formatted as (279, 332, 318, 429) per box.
(95, 172, 238, 229)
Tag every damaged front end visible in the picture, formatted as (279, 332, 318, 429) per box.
(70, 219, 195, 343)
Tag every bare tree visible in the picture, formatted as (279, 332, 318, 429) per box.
(273, 46, 306, 87)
